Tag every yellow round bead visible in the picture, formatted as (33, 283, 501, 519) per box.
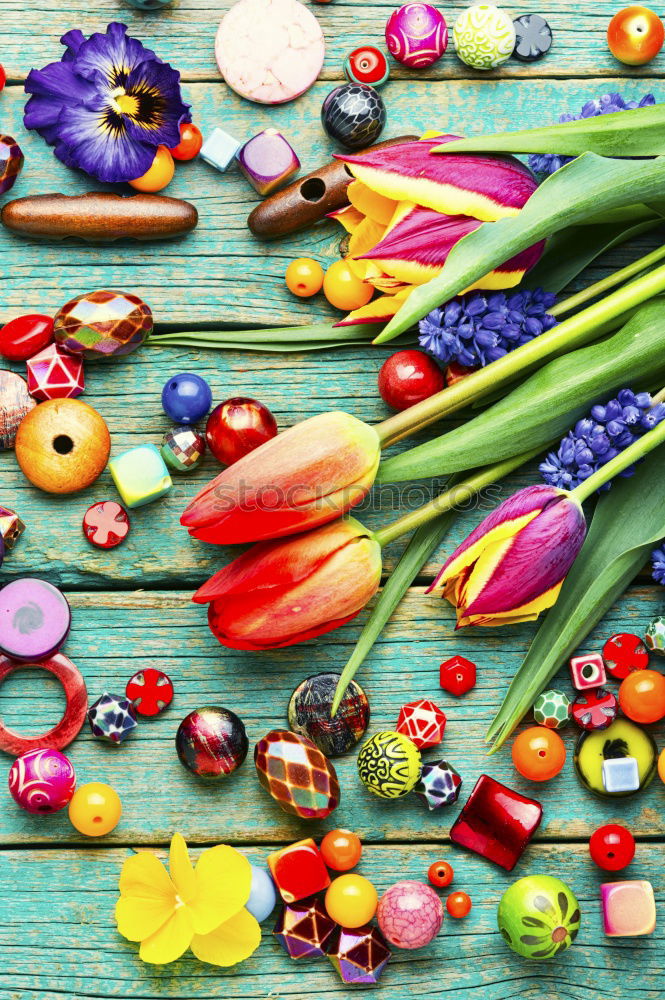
(659, 747, 665, 785)
(325, 873, 378, 928)
(323, 260, 374, 312)
(129, 145, 175, 193)
(285, 258, 324, 297)
(68, 782, 122, 836)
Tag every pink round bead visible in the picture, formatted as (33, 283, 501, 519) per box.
(8, 747, 76, 813)
(385, 2, 448, 68)
(377, 880, 444, 949)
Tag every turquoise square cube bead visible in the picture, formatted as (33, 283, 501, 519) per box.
(200, 128, 242, 172)
(109, 444, 172, 508)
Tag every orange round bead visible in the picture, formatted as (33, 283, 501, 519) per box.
(68, 782, 122, 836)
(170, 122, 203, 161)
(325, 874, 378, 927)
(511, 725, 566, 782)
(658, 747, 665, 784)
(285, 258, 325, 298)
(323, 260, 374, 312)
(446, 890, 472, 918)
(129, 145, 175, 192)
(428, 860, 454, 888)
(320, 829, 362, 871)
(618, 669, 665, 724)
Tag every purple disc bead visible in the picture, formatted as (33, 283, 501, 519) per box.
(385, 2, 448, 67)
(8, 747, 76, 813)
(0, 578, 71, 661)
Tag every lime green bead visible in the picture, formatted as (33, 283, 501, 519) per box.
(109, 444, 172, 508)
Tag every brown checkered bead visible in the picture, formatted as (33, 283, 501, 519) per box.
(254, 729, 340, 819)
(53, 289, 153, 359)
(0, 135, 24, 196)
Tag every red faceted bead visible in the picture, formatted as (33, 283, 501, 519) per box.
(0, 314, 53, 362)
(589, 823, 635, 871)
(206, 396, 278, 465)
(439, 655, 476, 696)
(378, 350, 445, 411)
(602, 632, 650, 680)
(126, 667, 174, 717)
(26, 344, 84, 401)
(396, 698, 446, 749)
(82, 501, 130, 549)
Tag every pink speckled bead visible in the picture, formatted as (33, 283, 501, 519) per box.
(377, 880, 444, 949)
(8, 747, 76, 813)
(385, 3, 448, 68)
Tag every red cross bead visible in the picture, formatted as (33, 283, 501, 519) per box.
(602, 632, 650, 680)
(126, 668, 174, 717)
(82, 501, 130, 549)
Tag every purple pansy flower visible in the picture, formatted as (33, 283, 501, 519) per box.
(24, 23, 190, 183)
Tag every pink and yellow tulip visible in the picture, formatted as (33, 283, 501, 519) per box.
(428, 484, 586, 627)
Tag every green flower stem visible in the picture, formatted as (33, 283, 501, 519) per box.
(571, 417, 665, 503)
(549, 244, 665, 318)
(375, 261, 665, 448)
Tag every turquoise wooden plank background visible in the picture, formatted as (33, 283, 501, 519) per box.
(1, 1, 664, 997)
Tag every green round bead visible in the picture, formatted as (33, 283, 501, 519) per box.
(453, 3, 516, 70)
(498, 875, 581, 960)
(357, 730, 421, 799)
(533, 689, 571, 730)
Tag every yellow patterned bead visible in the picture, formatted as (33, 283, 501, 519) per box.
(357, 730, 422, 799)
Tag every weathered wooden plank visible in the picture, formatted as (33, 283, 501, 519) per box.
(0, 78, 661, 325)
(2, 0, 665, 82)
(0, 587, 662, 845)
(1, 843, 663, 1000)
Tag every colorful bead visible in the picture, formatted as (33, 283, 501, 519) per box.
(428, 860, 454, 888)
(446, 890, 472, 918)
(327, 925, 391, 984)
(53, 289, 152, 359)
(125, 668, 174, 717)
(68, 781, 122, 836)
(618, 669, 665, 723)
(450, 774, 542, 871)
(344, 46, 390, 86)
(246, 865, 277, 922)
(267, 838, 331, 903)
(160, 426, 206, 473)
(237, 129, 300, 196)
(572, 687, 617, 731)
(325, 874, 378, 928)
(589, 824, 635, 871)
(0, 578, 70, 660)
(415, 759, 462, 809)
(285, 258, 325, 298)
(602, 631, 649, 678)
(512, 13, 552, 61)
(82, 501, 130, 549)
(323, 259, 375, 311)
(0, 506, 25, 551)
(645, 615, 665, 654)
(378, 350, 445, 411)
(8, 748, 76, 813)
(439, 654, 477, 695)
(574, 718, 657, 797)
(377, 880, 443, 949)
(161, 372, 212, 424)
(88, 692, 138, 744)
(569, 652, 607, 690)
(512, 726, 566, 782)
(396, 698, 446, 749)
(128, 145, 175, 193)
(320, 829, 363, 871)
(288, 672, 369, 757)
(0, 315, 53, 362)
(321, 84, 386, 151)
(176, 707, 248, 778)
(169, 122, 203, 161)
(274, 897, 337, 958)
(385, 3, 448, 67)
(453, 3, 516, 69)
(205, 397, 277, 465)
(254, 729, 340, 819)
(25, 344, 84, 402)
(200, 127, 242, 172)
(109, 444, 172, 508)
(532, 688, 571, 729)
(0, 135, 24, 195)
(0, 370, 36, 449)
(357, 731, 422, 799)
(601, 880, 656, 936)
(497, 876, 581, 958)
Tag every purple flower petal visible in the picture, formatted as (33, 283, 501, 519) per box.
(56, 98, 156, 182)
(73, 22, 159, 87)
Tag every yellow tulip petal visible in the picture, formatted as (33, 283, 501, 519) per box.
(457, 581, 563, 627)
(329, 204, 365, 234)
(119, 851, 175, 902)
(430, 511, 539, 593)
(349, 216, 386, 260)
(190, 845, 252, 935)
(347, 181, 398, 226)
(139, 906, 194, 965)
(115, 895, 172, 943)
(169, 833, 196, 903)
(190, 908, 261, 967)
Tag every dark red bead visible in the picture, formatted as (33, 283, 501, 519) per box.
(450, 774, 542, 871)
(602, 632, 650, 679)
(589, 823, 635, 871)
(0, 314, 54, 362)
(205, 396, 278, 465)
(439, 655, 476, 696)
(82, 501, 130, 549)
(378, 350, 445, 411)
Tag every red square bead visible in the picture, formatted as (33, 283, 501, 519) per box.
(267, 838, 331, 904)
(450, 774, 542, 871)
(439, 655, 476, 696)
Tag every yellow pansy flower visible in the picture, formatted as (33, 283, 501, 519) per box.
(115, 833, 261, 966)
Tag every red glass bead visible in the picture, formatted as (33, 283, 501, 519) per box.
(450, 774, 543, 871)
(26, 344, 84, 401)
(446, 890, 472, 918)
(571, 687, 617, 731)
(396, 698, 446, 749)
(345, 46, 390, 85)
(602, 632, 650, 680)
(268, 838, 331, 903)
(320, 829, 363, 871)
(589, 823, 636, 871)
(126, 668, 174, 717)
(378, 350, 445, 411)
(428, 860, 453, 888)
(169, 122, 203, 161)
(0, 314, 53, 362)
(0, 65, 5, 92)
(83, 501, 130, 549)
(439, 654, 476, 695)
(206, 396, 278, 465)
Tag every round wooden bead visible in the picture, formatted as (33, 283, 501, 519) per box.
(126, 668, 174, 717)
(15, 398, 110, 494)
(0, 653, 88, 755)
(83, 501, 130, 549)
(8, 747, 76, 813)
(176, 706, 248, 778)
(53, 289, 152, 359)
(288, 672, 370, 757)
(0, 370, 36, 450)
(0, 578, 71, 660)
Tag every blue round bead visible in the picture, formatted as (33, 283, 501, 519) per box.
(246, 864, 277, 922)
(123, 0, 172, 7)
(161, 373, 212, 424)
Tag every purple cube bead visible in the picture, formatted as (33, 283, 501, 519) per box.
(237, 129, 300, 196)
(0, 135, 24, 196)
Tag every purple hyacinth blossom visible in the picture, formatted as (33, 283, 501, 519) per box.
(24, 23, 190, 183)
(652, 547, 665, 586)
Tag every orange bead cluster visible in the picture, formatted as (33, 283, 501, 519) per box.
(285, 257, 373, 311)
(427, 860, 472, 917)
(129, 122, 203, 193)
